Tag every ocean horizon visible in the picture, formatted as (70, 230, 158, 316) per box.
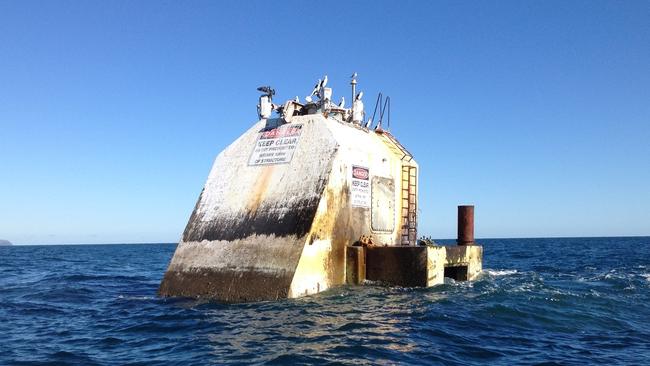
(8, 235, 650, 246)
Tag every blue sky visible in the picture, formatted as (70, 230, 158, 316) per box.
(1, 1, 648, 244)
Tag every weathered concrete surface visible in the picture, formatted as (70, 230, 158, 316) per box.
(361, 245, 483, 287)
(427, 246, 446, 286)
(160, 117, 338, 302)
(365, 246, 446, 287)
(285, 117, 417, 297)
(366, 246, 429, 286)
(160, 114, 418, 301)
(159, 236, 306, 302)
(345, 246, 366, 285)
(445, 245, 483, 280)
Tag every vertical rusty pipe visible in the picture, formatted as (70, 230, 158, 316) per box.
(457, 205, 474, 245)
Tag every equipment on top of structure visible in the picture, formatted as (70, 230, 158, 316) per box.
(352, 91, 364, 125)
(159, 74, 483, 303)
(256, 85, 275, 120)
(369, 92, 391, 131)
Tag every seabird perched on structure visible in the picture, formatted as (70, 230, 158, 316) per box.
(350, 72, 357, 79)
(257, 85, 275, 96)
(295, 96, 300, 103)
(338, 96, 345, 108)
(310, 79, 321, 97)
(352, 91, 365, 124)
(321, 75, 328, 88)
(364, 118, 372, 129)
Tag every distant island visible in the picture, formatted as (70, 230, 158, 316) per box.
(0, 240, 12, 246)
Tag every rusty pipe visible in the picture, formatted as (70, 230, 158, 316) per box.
(457, 205, 474, 245)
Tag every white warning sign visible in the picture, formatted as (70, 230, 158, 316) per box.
(351, 165, 371, 208)
(248, 124, 303, 166)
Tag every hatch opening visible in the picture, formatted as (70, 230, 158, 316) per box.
(444, 265, 469, 281)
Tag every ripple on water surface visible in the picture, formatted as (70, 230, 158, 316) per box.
(1, 238, 650, 365)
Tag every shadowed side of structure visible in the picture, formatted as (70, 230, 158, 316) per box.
(159, 117, 338, 302)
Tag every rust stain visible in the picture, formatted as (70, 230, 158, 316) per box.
(325, 185, 349, 285)
(308, 183, 369, 286)
(246, 166, 275, 213)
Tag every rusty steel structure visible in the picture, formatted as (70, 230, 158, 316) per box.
(457, 205, 475, 245)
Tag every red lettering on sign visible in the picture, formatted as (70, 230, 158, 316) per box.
(352, 166, 369, 180)
(260, 125, 303, 139)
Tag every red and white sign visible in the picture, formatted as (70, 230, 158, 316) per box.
(351, 165, 371, 208)
(249, 124, 303, 166)
(352, 166, 369, 180)
(259, 125, 303, 140)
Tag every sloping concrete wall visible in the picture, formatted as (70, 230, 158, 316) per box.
(160, 114, 419, 302)
(160, 116, 338, 302)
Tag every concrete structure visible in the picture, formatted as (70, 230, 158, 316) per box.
(159, 77, 483, 302)
(362, 244, 482, 286)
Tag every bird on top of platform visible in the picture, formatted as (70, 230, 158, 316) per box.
(351, 72, 357, 79)
(295, 96, 300, 103)
(355, 91, 363, 101)
(321, 75, 328, 88)
(310, 79, 321, 97)
(364, 118, 372, 129)
(257, 85, 275, 96)
(338, 96, 345, 108)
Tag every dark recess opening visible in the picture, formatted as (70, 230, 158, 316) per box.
(444, 265, 468, 281)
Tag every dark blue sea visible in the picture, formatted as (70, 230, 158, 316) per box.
(1, 237, 649, 365)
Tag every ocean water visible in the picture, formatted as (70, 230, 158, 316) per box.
(1, 237, 649, 365)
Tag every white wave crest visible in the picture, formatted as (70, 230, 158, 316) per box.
(117, 295, 154, 300)
(485, 269, 518, 276)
